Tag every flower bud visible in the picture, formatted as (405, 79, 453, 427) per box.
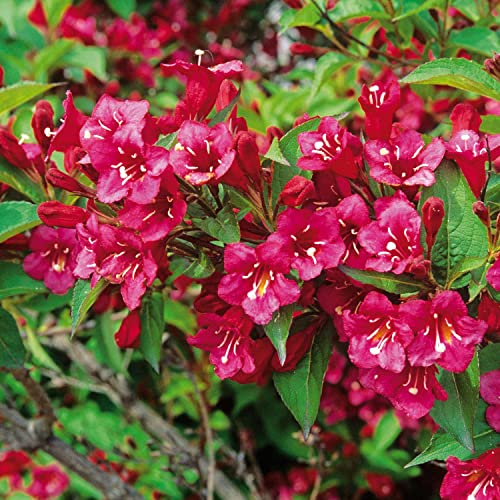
(473, 200, 490, 227)
(422, 196, 445, 252)
(37, 201, 89, 228)
(279, 175, 315, 207)
(46, 168, 95, 197)
(485, 53, 500, 81)
(114, 310, 141, 349)
(31, 100, 54, 154)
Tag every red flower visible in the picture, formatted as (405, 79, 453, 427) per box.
(218, 242, 300, 325)
(267, 207, 345, 280)
(0, 451, 31, 477)
(487, 259, 500, 292)
(23, 226, 78, 295)
(358, 79, 400, 140)
(358, 191, 423, 274)
(188, 307, 256, 379)
(297, 117, 362, 178)
(478, 293, 500, 337)
(440, 449, 500, 500)
(114, 310, 142, 349)
(364, 131, 445, 187)
(343, 292, 414, 373)
(26, 465, 69, 500)
(359, 364, 447, 419)
(480, 371, 500, 432)
(401, 292, 487, 372)
(169, 121, 236, 185)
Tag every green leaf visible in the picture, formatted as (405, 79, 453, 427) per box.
(480, 114, 500, 135)
(393, 0, 444, 21)
(330, 0, 390, 21)
(308, 52, 351, 102)
(479, 343, 500, 374)
(61, 45, 108, 81)
(448, 256, 487, 289)
(0, 307, 26, 368)
(338, 265, 426, 294)
(182, 250, 215, 279)
(449, 27, 500, 57)
(208, 88, 241, 126)
(0, 201, 40, 243)
(41, 0, 72, 28)
(93, 313, 124, 374)
(0, 157, 46, 203)
(33, 39, 75, 81)
(192, 203, 240, 244)
(264, 305, 294, 365)
(419, 161, 488, 286)
(280, 3, 321, 31)
(155, 132, 177, 149)
(164, 299, 197, 335)
(406, 425, 500, 467)
(71, 279, 108, 336)
(0, 81, 62, 116)
(105, 0, 136, 18)
(430, 353, 480, 452)
(400, 58, 500, 101)
(140, 292, 164, 373)
(0, 262, 47, 299)
(273, 320, 333, 438)
(372, 410, 401, 451)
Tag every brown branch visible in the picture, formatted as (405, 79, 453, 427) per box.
(47, 336, 246, 500)
(0, 404, 143, 500)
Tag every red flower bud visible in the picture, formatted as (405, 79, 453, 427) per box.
(0, 129, 32, 171)
(473, 200, 490, 227)
(114, 310, 141, 349)
(485, 53, 500, 81)
(46, 168, 95, 197)
(279, 175, 315, 207)
(31, 100, 54, 154)
(422, 196, 445, 253)
(290, 42, 317, 56)
(37, 201, 89, 228)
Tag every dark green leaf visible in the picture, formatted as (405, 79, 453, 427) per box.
(431, 353, 480, 452)
(280, 3, 321, 31)
(339, 265, 426, 294)
(400, 58, 500, 101)
(93, 313, 124, 374)
(182, 250, 215, 279)
(264, 305, 294, 365)
(0, 81, 62, 116)
(71, 279, 108, 336)
(0, 262, 47, 299)
(192, 203, 240, 244)
(419, 161, 488, 287)
(105, 0, 136, 18)
(41, 0, 72, 28)
(448, 256, 487, 289)
(479, 343, 500, 374)
(140, 292, 164, 373)
(164, 299, 197, 335)
(0, 157, 46, 203)
(273, 320, 333, 438)
(209, 88, 241, 126)
(448, 27, 500, 57)
(0, 307, 26, 368)
(0, 201, 40, 243)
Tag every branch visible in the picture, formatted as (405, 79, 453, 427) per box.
(0, 404, 143, 500)
(47, 336, 246, 500)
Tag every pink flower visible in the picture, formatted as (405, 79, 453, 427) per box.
(0, 451, 31, 477)
(169, 121, 236, 185)
(440, 449, 500, 500)
(218, 242, 300, 325)
(480, 370, 500, 432)
(267, 207, 345, 280)
(297, 117, 362, 179)
(364, 131, 445, 187)
(187, 307, 255, 380)
(359, 364, 447, 419)
(486, 259, 500, 291)
(358, 191, 423, 274)
(402, 292, 487, 372)
(343, 292, 414, 373)
(358, 79, 400, 140)
(23, 226, 78, 295)
(26, 465, 69, 499)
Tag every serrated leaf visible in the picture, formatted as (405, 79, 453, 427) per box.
(71, 279, 107, 336)
(41, 0, 72, 28)
(182, 250, 215, 279)
(0, 201, 40, 243)
(0, 157, 46, 203)
(419, 162, 488, 287)
(192, 203, 240, 244)
(0, 262, 47, 299)
(479, 343, 500, 374)
(105, 0, 136, 18)
(0, 307, 26, 368)
(448, 27, 500, 57)
(140, 292, 164, 373)
(430, 353, 480, 452)
(273, 320, 333, 438)
(400, 58, 500, 101)
(338, 265, 426, 294)
(264, 305, 294, 365)
(0, 81, 62, 116)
